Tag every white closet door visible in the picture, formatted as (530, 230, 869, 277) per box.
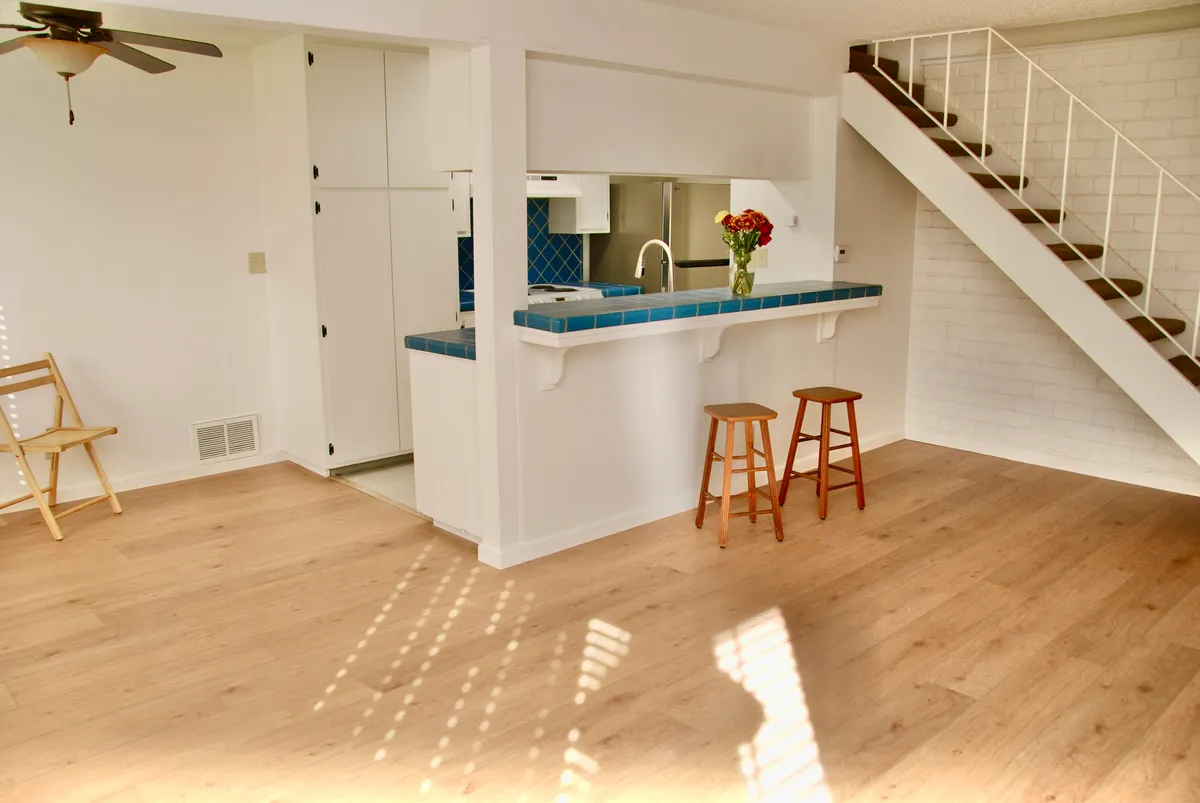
(310, 44, 388, 188)
(391, 190, 461, 452)
(315, 190, 401, 464)
(385, 50, 448, 189)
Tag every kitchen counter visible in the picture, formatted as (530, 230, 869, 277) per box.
(514, 281, 881, 333)
(459, 282, 641, 312)
(405, 327, 476, 360)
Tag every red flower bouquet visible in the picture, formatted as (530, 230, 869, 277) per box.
(715, 209, 773, 296)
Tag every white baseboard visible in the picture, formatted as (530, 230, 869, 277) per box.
(908, 428, 1200, 498)
(2, 451, 288, 515)
(479, 430, 905, 569)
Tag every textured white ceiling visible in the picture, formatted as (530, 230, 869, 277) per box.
(648, 0, 1197, 41)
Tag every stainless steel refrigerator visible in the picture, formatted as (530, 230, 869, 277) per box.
(589, 178, 732, 293)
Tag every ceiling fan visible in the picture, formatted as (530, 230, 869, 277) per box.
(0, 2, 223, 124)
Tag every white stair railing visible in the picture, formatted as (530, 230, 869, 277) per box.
(867, 28, 1200, 372)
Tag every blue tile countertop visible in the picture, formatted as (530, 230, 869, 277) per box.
(405, 328, 476, 360)
(459, 283, 641, 313)
(513, 281, 883, 334)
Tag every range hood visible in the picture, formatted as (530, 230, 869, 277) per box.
(526, 174, 582, 198)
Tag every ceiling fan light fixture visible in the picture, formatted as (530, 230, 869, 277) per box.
(25, 37, 103, 77)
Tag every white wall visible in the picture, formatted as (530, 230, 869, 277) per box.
(908, 198, 1200, 495)
(109, 0, 847, 96)
(728, 97, 840, 283)
(526, 57, 810, 179)
(831, 122, 917, 447)
(0, 35, 277, 506)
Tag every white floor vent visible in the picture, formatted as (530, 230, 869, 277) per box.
(192, 415, 260, 464)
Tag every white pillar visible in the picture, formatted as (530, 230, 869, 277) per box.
(471, 42, 527, 567)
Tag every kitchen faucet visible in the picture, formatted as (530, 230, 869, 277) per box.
(634, 239, 676, 294)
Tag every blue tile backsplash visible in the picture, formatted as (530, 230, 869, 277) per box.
(457, 199, 584, 291)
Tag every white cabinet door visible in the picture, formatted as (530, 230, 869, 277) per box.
(449, 172, 472, 237)
(576, 173, 611, 233)
(428, 47, 473, 172)
(309, 44, 388, 188)
(315, 190, 401, 465)
(385, 50, 448, 190)
(391, 190, 461, 452)
(548, 174, 610, 234)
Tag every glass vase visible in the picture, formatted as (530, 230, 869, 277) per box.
(730, 252, 755, 297)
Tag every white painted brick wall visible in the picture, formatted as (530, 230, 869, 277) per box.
(921, 29, 1200, 318)
(908, 198, 1200, 494)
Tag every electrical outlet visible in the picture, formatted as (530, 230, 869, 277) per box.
(248, 252, 267, 274)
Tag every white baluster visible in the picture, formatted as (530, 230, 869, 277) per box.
(1059, 97, 1073, 237)
(1019, 60, 1032, 201)
(981, 30, 991, 167)
(943, 33, 953, 129)
(1147, 169, 1164, 315)
(1102, 131, 1118, 277)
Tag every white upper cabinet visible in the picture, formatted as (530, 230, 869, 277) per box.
(314, 190, 401, 465)
(390, 190, 460, 452)
(309, 44, 389, 188)
(385, 50, 449, 189)
(549, 174, 611, 234)
(428, 47, 473, 172)
(449, 172, 472, 237)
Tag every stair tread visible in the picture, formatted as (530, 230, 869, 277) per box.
(901, 105, 958, 128)
(1127, 316, 1186, 342)
(1169, 355, 1200, 386)
(1010, 207, 1063, 224)
(1048, 242, 1104, 260)
(1085, 278, 1143, 300)
(971, 172, 1030, 190)
(931, 138, 993, 158)
(849, 49, 899, 80)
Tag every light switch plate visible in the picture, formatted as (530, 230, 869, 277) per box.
(834, 245, 850, 263)
(750, 248, 768, 269)
(248, 252, 267, 274)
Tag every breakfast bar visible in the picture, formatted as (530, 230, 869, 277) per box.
(406, 279, 884, 564)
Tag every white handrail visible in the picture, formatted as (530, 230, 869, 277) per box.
(867, 27, 1200, 368)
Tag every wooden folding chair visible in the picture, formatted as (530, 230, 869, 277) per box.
(0, 353, 121, 540)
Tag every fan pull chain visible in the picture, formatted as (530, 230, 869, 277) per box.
(64, 76, 75, 126)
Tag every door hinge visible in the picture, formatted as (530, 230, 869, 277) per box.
(328, 443, 335, 456)
(451, 198, 455, 212)
(308, 51, 314, 66)
(315, 201, 321, 215)
(321, 324, 327, 338)
(313, 164, 319, 180)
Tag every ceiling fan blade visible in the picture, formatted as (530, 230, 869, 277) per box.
(96, 40, 175, 73)
(0, 35, 32, 54)
(105, 29, 221, 58)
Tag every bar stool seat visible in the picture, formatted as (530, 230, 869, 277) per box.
(779, 386, 866, 520)
(695, 403, 784, 548)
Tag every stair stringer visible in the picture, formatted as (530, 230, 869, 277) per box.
(842, 72, 1200, 467)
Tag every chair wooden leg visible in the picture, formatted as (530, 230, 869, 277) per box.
(12, 452, 63, 541)
(83, 442, 122, 514)
(718, 422, 735, 548)
(48, 453, 61, 507)
(817, 403, 832, 520)
(779, 399, 806, 505)
(759, 420, 784, 542)
(745, 421, 758, 524)
(696, 418, 718, 529)
(847, 400, 866, 510)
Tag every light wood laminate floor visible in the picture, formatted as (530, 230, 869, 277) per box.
(1, 441, 1198, 802)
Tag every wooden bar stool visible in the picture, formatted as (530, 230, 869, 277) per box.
(695, 403, 784, 548)
(779, 387, 865, 520)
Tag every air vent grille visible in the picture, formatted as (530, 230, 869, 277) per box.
(192, 415, 260, 464)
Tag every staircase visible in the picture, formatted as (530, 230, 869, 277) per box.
(843, 31, 1200, 466)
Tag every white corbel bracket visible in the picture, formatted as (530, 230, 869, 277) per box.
(816, 311, 842, 343)
(697, 327, 727, 363)
(530, 343, 569, 391)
